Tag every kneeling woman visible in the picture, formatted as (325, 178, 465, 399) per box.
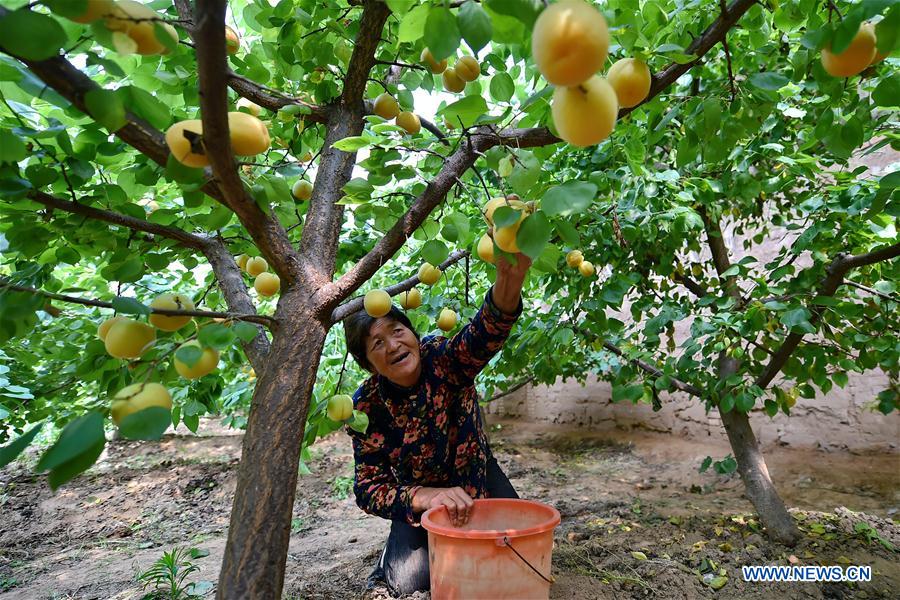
(342, 251, 531, 596)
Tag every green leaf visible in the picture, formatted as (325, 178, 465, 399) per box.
(489, 72, 515, 102)
(872, 75, 900, 108)
(493, 205, 522, 228)
(424, 7, 461, 60)
(699, 456, 712, 473)
(749, 72, 789, 91)
(780, 307, 816, 334)
(233, 321, 259, 343)
(111, 296, 151, 316)
(458, 1, 493, 53)
(876, 4, 900, 55)
(348, 410, 369, 434)
(542, 182, 597, 217)
(84, 89, 128, 133)
(398, 4, 429, 43)
(612, 383, 644, 403)
(123, 86, 169, 130)
(118, 406, 172, 441)
(48, 439, 105, 490)
(421, 239, 449, 266)
(175, 344, 203, 368)
(507, 152, 540, 196)
(198, 323, 235, 350)
(332, 135, 375, 152)
(440, 95, 489, 128)
(0, 423, 44, 469)
(714, 456, 737, 475)
(0, 130, 27, 163)
(386, 0, 417, 13)
(485, 0, 542, 29)
(0, 9, 67, 61)
(516, 212, 551, 259)
(36, 411, 105, 473)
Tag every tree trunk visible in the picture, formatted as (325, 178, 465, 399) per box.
(717, 356, 801, 546)
(217, 307, 328, 598)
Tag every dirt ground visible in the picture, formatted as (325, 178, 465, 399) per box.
(1, 417, 897, 599)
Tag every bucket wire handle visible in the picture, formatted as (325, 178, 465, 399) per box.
(501, 536, 556, 584)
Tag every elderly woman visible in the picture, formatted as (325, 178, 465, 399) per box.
(342, 252, 531, 596)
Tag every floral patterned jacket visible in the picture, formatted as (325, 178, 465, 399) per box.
(346, 289, 522, 525)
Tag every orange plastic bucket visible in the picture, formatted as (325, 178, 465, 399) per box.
(421, 498, 561, 600)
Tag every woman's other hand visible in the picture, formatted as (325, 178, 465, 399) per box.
(412, 486, 474, 527)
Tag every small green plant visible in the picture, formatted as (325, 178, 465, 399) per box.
(331, 475, 354, 500)
(137, 547, 207, 600)
(0, 576, 18, 592)
(854, 522, 895, 552)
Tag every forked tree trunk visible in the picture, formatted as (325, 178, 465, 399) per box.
(217, 305, 329, 598)
(718, 356, 800, 545)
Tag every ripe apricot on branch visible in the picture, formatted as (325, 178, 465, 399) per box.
(292, 180, 313, 201)
(165, 120, 208, 168)
(174, 341, 220, 379)
(442, 67, 466, 93)
(236, 254, 250, 271)
(98, 315, 127, 341)
(455, 56, 481, 82)
(364, 290, 392, 318)
(437, 308, 458, 332)
(821, 23, 877, 77)
(417, 263, 442, 286)
(105, 319, 157, 359)
(421, 48, 448, 74)
(396, 111, 421, 135)
(607, 58, 652, 108)
(327, 394, 354, 422)
(68, 0, 116, 24)
(254, 273, 281, 297)
(477, 234, 495, 264)
(552, 76, 618, 147)
(225, 25, 240, 54)
(566, 250, 584, 268)
(111, 382, 172, 425)
(105, 1, 178, 56)
(228, 112, 271, 156)
(579, 260, 596, 277)
(374, 93, 400, 120)
(149, 293, 195, 331)
(246, 257, 268, 277)
(399, 288, 422, 310)
(532, 0, 609, 87)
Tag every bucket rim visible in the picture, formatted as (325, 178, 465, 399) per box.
(420, 498, 561, 540)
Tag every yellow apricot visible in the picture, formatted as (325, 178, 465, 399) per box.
(149, 293, 194, 332)
(105, 318, 157, 359)
(228, 112, 270, 156)
(417, 263, 442, 285)
(399, 288, 422, 310)
(246, 257, 268, 277)
(455, 56, 481, 82)
(477, 234, 495, 263)
(364, 289, 392, 318)
(552, 76, 618, 147)
(396, 111, 421, 134)
(566, 250, 584, 268)
(254, 273, 280, 297)
(579, 260, 595, 277)
(421, 48, 448, 74)
(68, 0, 116, 24)
(821, 23, 877, 77)
(173, 341, 219, 379)
(442, 67, 466, 93)
(292, 180, 313, 201)
(437, 308, 458, 332)
(165, 120, 208, 168)
(374, 93, 400, 119)
(225, 25, 240, 55)
(607, 58, 652, 108)
(532, 0, 609, 86)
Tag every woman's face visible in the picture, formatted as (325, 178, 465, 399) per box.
(364, 318, 422, 387)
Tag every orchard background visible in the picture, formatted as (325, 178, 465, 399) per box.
(0, 0, 898, 598)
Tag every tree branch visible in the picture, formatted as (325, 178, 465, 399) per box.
(330, 250, 469, 323)
(28, 190, 211, 251)
(299, 1, 392, 294)
(193, 0, 301, 283)
(0, 282, 275, 327)
(755, 242, 900, 390)
(484, 376, 535, 402)
(599, 340, 705, 398)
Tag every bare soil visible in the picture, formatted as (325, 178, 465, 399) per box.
(1, 418, 897, 599)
